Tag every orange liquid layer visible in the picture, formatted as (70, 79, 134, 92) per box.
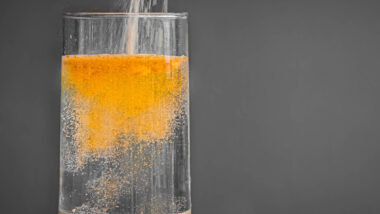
(62, 54, 188, 156)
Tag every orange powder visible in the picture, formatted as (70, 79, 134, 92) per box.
(62, 54, 188, 158)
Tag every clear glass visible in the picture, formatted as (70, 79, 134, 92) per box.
(59, 13, 190, 214)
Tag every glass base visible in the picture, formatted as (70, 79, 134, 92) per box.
(59, 209, 191, 214)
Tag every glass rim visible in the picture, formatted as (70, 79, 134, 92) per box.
(64, 12, 188, 19)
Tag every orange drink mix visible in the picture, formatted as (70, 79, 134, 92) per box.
(60, 54, 189, 212)
(62, 54, 188, 157)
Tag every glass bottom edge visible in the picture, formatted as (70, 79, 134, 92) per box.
(59, 209, 191, 214)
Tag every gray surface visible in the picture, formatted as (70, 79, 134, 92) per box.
(1, 0, 380, 213)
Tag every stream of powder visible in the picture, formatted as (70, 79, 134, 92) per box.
(125, 0, 168, 54)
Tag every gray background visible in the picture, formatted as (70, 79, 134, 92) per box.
(1, 0, 380, 213)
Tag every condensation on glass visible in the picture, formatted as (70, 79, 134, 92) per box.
(59, 13, 190, 214)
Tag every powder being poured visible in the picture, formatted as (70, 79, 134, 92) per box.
(125, 0, 168, 54)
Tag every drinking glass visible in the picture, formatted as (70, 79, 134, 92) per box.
(59, 13, 190, 214)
